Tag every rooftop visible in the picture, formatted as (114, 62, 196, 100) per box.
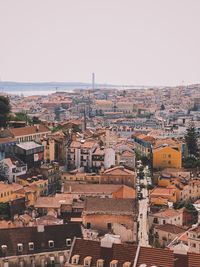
(16, 141, 43, 150)
(84, 198, 136, 215)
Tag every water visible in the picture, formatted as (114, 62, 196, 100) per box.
(0, 82, 92, 96)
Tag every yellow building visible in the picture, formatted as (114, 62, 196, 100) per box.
(0, 183, 14, 202)
(153, 145, 182, 169)
(0, 183, 24, 203)
(150, 186, 177, 205)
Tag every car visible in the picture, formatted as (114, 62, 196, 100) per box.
(137, 186, 141, 192)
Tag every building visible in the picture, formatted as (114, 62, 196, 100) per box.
(149, 186, 177, 205)
(0, 223, 82, 267)
(149, 208, 184, 228)
(0, 158, 27, 183)
(153, 140, 182, 169)
(63, 183, 136, 199)
(82, 198, 138, 242)
(100, 166, 136, 187)
(65, 238, 176, 267)
(154, 224, 186, 247)
(188, 225, 200, 253)
(1, 125, 51, 143)
(67, 140, 98, 171)
(0, 137, 18, 160)
(14, 142, 44, 168)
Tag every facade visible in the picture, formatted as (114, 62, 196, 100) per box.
(154, 224, 185, 247)
(0, 158, 27, 183)
(149, 208, 184, 228)
(188, 225, 200, 254)
(0, 138, 18, 161)
(41, 138, 55, 163)
(82, 198, 138, 242)
(14, 142, 44, 168)
(100, 166, 136, 187)
(153, 144, 182, 170)
(67, 140, 98, 171)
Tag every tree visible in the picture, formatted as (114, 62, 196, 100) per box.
(185, 123, 199, 157)
(185, 202, 198, 224)
(14, 112, 32, 124)
(0, 96, 11, 128)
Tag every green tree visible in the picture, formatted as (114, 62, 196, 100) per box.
(185, 123, 199, 157)
(14, 112, 32, 124)
(0, 96, 11, 127)
(185, 202, 198, 224)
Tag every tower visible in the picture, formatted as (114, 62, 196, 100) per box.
(92, 73, 95, 90)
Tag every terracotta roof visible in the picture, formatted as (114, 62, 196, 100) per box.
(69, 238, 174, 267)
(34, 196, 72, 208)
(64, 184, 123, 194)
(5, 125, 50, 137)
(152, 208, 183, 218)
(81, 140, 97, 149)
(93, 147, 104, 156)
(150, 187, 176, 197)
(84, 198, 136, 215)
(155, 224, 185, 235)
(188, 252, 200, 267)
(70, 141, 81, 148)
(103, 166, 135, 176)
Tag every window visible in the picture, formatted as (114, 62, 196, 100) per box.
(107, 223, 112, 230)
(84, 256, 92, 267)
(87, 222, 91, 229)
(123, 262, 131, 267)
(97, 259, 104, 267)
(48, 240, 54, 248)
(153, 218, 158, 224)
(110, 260, 118, 267)
(168, 160, 171, 164)
(163, 220, 166, 224)
(192, 243, 196, 248)
(29, 242, 34, 250)
(17, 243, 23, 252)
(66, 238, 72, 247)
(71, 255, 80, 265)
(1, 245, 7, 254)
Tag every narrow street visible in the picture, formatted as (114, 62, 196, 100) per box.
(137, 165, 150, 247)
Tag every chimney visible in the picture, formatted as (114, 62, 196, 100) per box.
(37, 225, 44, 232)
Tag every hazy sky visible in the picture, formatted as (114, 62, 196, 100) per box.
(0, 0, 200, 86)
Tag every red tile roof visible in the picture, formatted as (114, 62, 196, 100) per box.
(69, 239, 174, 267)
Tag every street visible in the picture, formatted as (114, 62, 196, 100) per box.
(137, 165, 150, 247)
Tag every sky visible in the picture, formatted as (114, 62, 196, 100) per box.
(0, 0, 200, 86)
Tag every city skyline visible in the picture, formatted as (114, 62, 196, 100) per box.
(0, 0, 200, 86)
